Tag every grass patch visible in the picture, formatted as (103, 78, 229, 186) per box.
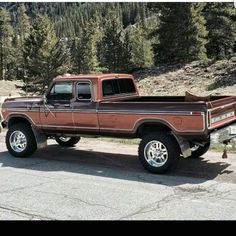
(82, 137, 140, 145)
(83, 137, 236, 153)
(98, 137, 140, 145)
(210, 143, 236, 154)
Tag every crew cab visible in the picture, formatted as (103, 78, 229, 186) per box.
(1, 73, 236, 174)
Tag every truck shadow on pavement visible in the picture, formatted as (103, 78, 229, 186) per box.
(0, 144, 233, 186)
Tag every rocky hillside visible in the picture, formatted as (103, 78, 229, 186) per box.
(0, 80, 23, 97)
(136, 58, 236, 96)
(0, 58, 236, 98)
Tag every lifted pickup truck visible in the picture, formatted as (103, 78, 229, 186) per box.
(1, 74, 236, 174)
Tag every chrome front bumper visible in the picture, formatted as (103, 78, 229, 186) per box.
(210, 123, 236, 144)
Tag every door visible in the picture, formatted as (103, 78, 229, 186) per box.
(40, 81, 74, 130)
(72, 81, 99, 134)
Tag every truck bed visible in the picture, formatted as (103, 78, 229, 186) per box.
(119, 95, 228, 103)
(99, 95, 236, 136)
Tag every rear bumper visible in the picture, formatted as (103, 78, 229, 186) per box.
(210, 123, 236, 144)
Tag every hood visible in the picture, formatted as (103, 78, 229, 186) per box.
(2, 96, 43, 109)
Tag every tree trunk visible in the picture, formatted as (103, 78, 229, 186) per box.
(0, 42, 3, 80)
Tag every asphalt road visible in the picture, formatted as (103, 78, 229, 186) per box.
(0, 132, 236, 220)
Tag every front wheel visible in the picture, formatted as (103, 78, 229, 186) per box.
(6, 123, 37, 157)
(138, 133, 180, 174)
(55, 136, 80, 147)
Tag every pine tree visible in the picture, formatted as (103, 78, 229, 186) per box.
(72, 18, 101, 73)
(100, 12, 124, 72)
(204, 3, 236, 59)
(154, 3, 208, 64)
(14, 4, 31, 80)
(122, 30, 133, 72)
(128, 18, 154, 69)
(23, 15, 69, 93)
(17, 4, 31, 48)
(0, 7, 14, 80)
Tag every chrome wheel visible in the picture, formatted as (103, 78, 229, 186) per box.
(144, 140, 168, 167)
(59, 137, 71, 142)
(9, 131, 27, 153)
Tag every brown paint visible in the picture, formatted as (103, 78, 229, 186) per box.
(1, 74, 236, 142)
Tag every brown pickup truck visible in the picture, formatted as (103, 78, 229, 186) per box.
(1, 73, 236, 174)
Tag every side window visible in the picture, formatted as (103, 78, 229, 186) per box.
(102, 78, 135, 97)
(47, 82, 73, 101)
(77, 82, 92, 100)
(102, 80, 114, 96)
(102, 79, 119, 97)
(118, 79, 136, 93)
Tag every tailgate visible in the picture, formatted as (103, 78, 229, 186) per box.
(207, 96, 236, 130)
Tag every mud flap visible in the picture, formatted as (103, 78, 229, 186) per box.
(172, 134, 191, 158)
(32, 126, 47, 149)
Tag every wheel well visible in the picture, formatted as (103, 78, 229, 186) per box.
(8, 117, 32, 128)
(137, 123, 172, 138)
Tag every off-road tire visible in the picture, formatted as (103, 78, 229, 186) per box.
(138, 132, 180, 174)
(6, 123, 37, 158)
(55, 136, 80, 147)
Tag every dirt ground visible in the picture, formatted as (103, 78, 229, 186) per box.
(0, 80, 23, 97)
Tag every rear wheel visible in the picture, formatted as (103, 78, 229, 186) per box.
(55, 136, 80, 147)
(138, 132, 180, 174)
(6, 123, 37, 157)
(190, 142, 210, 158)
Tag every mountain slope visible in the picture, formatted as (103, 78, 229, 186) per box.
(137, 58, 236, 96)
(0, 58, 235, 97)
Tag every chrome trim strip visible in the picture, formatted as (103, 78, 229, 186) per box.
(37, 124, 99, 130)
(98, 110, 194, 115)
(40, 109, 96, 113)
(5, 108, 202, 115)
(5, 108, 40, 112)
(208, 101, 236, 112)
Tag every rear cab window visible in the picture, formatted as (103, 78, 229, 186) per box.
(102, 78, 136, 98)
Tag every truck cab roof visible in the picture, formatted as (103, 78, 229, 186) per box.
(52, 73, 138, 101)
(53, 73, 134, 82)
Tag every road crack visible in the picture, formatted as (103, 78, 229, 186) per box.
(118, 191, 182, 220)
(34, 190, 117, 211)
(0, 182, 48, 195)
(0, 204, 56, 220)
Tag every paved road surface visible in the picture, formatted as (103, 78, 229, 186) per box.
(0, 132, 236, 220)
